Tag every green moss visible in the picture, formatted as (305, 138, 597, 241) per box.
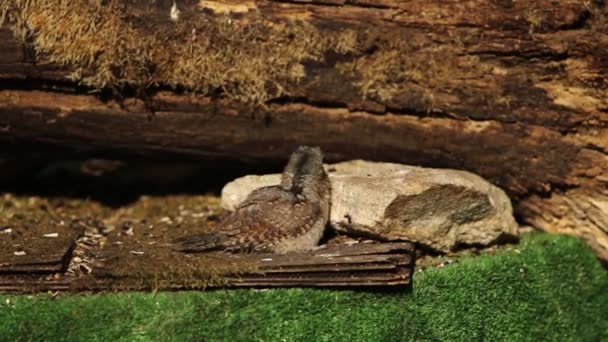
(1, 233, 607, 341)
(0, 0, 359, 104)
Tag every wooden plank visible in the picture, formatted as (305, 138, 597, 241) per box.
(260, 242, 414, 259)
(256, 249, 413, 268)
(230, 270, 411, 284)
(0, 268, 412, 291)
(259, 261, 409, 273)
(0, 224, 81, 274)
(260, 265, 396, 273)
(0, 242, 414, 291)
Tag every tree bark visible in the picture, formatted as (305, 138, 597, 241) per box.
(0, 0, 607, 262)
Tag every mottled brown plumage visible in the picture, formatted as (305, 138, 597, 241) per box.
(174, 146, 331, 253)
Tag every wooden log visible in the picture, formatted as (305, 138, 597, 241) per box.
(0, 1, 607, 262)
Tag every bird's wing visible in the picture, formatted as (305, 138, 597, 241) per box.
(175, 191, 321, 252)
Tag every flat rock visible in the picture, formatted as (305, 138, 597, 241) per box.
(221, 160, 518, 252)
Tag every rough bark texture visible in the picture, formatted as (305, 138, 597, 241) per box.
(0, 1, 608, 262)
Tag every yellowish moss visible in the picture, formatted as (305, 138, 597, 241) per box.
(0, 1, 498, 108)
(495, 95, 514, 109)
(337, 48, 401, 102)
(0, 0, 359, 104)
(337, 36, 489, 110)
(525, 6, 545, 33)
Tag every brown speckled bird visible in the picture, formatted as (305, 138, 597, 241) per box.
(174, 146, 331, 253)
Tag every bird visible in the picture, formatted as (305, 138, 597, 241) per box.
(174, 146, 331, 253)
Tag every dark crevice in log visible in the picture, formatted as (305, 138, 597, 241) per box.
(581, 142, 608, 155)
(263, 95, 542, 127)
(344, 1, 396, 10)
(0, 77, 82, 93)
(521, 184, 575, 201)
(468, 50, 570, 62)
(271, 0, 345, 8)
(558, 9, 593, 30)
(270, 0, 396, 10)
(266, 96, 349, 111)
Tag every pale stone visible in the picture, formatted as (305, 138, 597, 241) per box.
(221, 160, 518, 252)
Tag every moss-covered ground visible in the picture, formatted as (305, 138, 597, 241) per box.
(1, 232, 606, 341)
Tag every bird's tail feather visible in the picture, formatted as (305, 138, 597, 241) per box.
(172, 233, 223, 252)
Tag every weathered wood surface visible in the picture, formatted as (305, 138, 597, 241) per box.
(0, 242, 414, 292)
(0, 244, 74, 273)
(0, 1, 608, 262)
(0, 224, 80, 273)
